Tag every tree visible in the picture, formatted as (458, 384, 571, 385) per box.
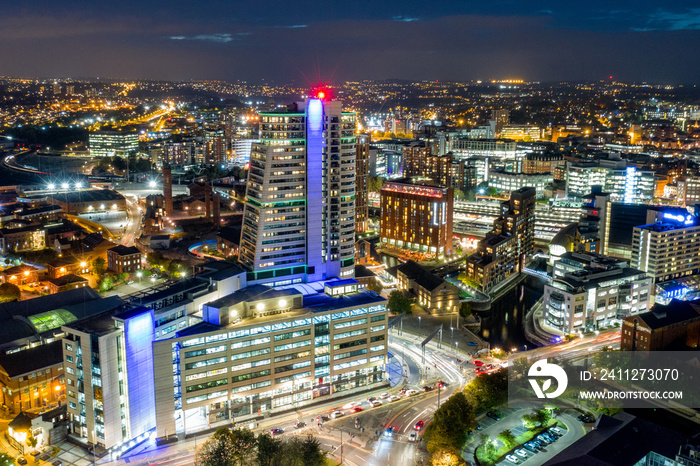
(0, 453, 14, 466)
(256, 433, 283, 466)
(459, 302, 472, 319)
(511, 357, 530, 380)
(497, 429, 516, 448)
(0, 283, 21, 302)
(428, 447, 467, 466)
(424, 391, 476, 456)
(196, 427, 255, 466)
(453, 188, 465, 200)
(486, 186, 498, 197)
(535, 408, 551, 426)
(92, 257, 106, 276)
(283, 436, 326, 466)
(387, 290, 412, 315)
(368, 176, 385, 193)
(521, 412, 539, 429)
(367, 280, 383, 294)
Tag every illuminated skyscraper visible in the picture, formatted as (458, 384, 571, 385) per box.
(239, 93, 357, 285)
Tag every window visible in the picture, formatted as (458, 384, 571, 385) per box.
(184, 356, 227, 370)
(274, 329, 311, 341)
(185, 378, 228, 393)
(65, 343, 73, 351)
(185, 345, 226, 358)
(333, 318, 367, 330)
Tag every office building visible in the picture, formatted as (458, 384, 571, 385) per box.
(89, 131, 139, 158)
(488, 170, 552, 198)
(620, 300, 700, 351)
(565, 160, 655, 203)
(631, 211, 700, 284)
(500, 125, 542, 142)
(379, 179, 453, 258)
(239, 95, 356, 285)
(677, 176, 700, 206)
(355, 134, 370, 233)
(395, 261, 459, 315)
(153, 281, 387, 440)
(451, 138, 516, 162)
(543, 252, 652, 333)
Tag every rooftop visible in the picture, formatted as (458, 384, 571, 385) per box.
(108, 245, 140, 256)
(46, 189, 125, 204)
(627, 300, 700, 330)
(47, 274, 89, 287)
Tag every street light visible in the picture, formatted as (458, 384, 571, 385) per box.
(137, 271, 142, 285)
(418, 316, 422, 338)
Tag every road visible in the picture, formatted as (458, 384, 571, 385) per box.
(121, 197, 143, 247)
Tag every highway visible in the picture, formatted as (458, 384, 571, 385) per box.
(121, 196, 143, 247)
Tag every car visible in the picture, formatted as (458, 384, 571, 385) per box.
(473, 360, 484, 366)
(389, 395, 401, 402)
(506, 454, 520, 464)
(414, 420, 425, 430)
(476, 423, 482, 430)
(370, 400, 382, 407)
(531, 439, 543, 448)
(422, 385, 433, 391)
(17, 458, 28, 466)
(486, 364, 495, 369)
(51, 461, 63, 466)
(379, 392, 391, 399)
(515, 449, 528, 458)
(537, 434, 550, 444)
(40, 453, 50, 461)
(523, 443, 538, 453)
(467, 341, 478, 346)
(405, 389, 419, 396)
(408, 432, 417, 442)
(331, 411, 344, 418)
(384, 426, 395, 437)
(486, 411, 501, 421)
(437, 380, 449, 387)
(398, 388, 407, 395)
(545, 433, 557, 441)
(317, 414, 330, 422)
(367, 397, 377, 402)
(270, 428, 284, 435)
(549, 427, 563, 435)
(352, 406, 364, 412)
(294, 420, 306, 428)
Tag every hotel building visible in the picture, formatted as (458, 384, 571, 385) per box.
(89, 131, 139, 158)
(379, 179, 453, 258)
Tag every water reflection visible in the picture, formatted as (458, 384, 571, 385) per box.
(479, 275, 545, 349)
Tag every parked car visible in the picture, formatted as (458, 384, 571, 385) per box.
(523, 443, 538, 453)
(537, 434, 551, 444)
(414, 420, 425, 430)
(39, 453, 50, 461)
(549, 426, 563, 435)
(515, 449, 528, 458)
(506, 454, 520, 464)
(467, 341, 478, 346)
(51, 461, 63, 466)
(486, 411, 501, 421)
(17, 458, 28, 466)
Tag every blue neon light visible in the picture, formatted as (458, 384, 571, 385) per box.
(124, 308, 156, 438)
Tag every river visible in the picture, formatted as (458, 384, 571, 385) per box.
(479, 275, 546, 350)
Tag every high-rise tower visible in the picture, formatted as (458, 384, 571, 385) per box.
(239, 94, 356, 285)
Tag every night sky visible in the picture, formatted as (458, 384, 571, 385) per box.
(2, 1, 700, 84)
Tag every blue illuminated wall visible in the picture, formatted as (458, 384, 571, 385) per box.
(123, 308, 156, 438)
(306, 99, 325, 281)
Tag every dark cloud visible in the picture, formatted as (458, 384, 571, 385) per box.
(0, 2, 699, 83)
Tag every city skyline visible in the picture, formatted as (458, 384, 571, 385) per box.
(2, 1, 700, 84)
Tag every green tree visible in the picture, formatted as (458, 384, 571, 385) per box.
(459, 302, 472, 319)
(535, 408, 551, 426)
(92, 257, 106, 276)
(283, 436, 326, 466)
(0, 283, 21, 302)
(453, 188, 465, 200)
(497, 429, 516, 448)
(196, 428, 256, 466)
(486, 186, 498, 197)
(367, 280, 384, 295)
(463, 370, 508, 412)
(521, 412, 538, 429)
(387, 290, 412, 315)
(368, 176, 385, 193)
(423, 391, 476, 456)
(0, 453, 14, 466)
(428, 447, 468, 466)
(510, 357, 530, 380)
(256, 433, 283, 466)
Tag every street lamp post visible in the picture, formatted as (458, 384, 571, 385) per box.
(418, 316, 422, 339)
